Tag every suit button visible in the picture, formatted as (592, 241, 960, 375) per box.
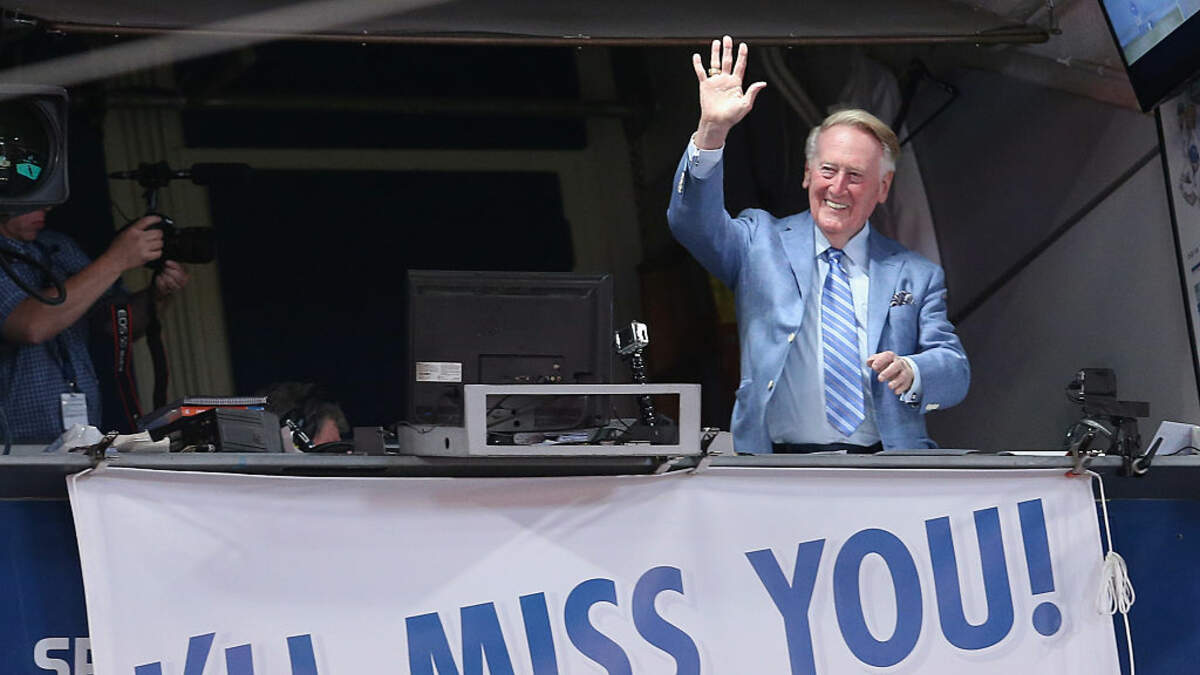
(767, 380, 775, 390)
(787, 332, 796, 343)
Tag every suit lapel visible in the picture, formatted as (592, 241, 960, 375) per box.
(780, 215, 815, 302)
(867, 232, 903, 355)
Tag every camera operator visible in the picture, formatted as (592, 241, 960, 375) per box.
(0, 207, 190, 444)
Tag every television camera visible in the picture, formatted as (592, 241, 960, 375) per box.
(1064, 367, 1150, 475)
(0, 85, 68, 305)
(108, 161, 250, 270)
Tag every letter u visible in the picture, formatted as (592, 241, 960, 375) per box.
(925, 508, 1014, 650)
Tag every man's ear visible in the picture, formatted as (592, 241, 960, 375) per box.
(802, 165, 811, 190)
(878, 171, 894, 203)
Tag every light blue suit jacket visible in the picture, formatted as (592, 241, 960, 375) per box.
(667, 152, 969, 452)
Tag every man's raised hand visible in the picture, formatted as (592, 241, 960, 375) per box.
(692, 36, 767, 150)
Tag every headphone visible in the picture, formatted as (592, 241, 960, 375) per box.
(281, 407, 315, 452)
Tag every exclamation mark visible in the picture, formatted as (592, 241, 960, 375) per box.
(1018, 499, 1062, 636)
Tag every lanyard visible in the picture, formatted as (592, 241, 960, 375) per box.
(29, 240, 79, 392)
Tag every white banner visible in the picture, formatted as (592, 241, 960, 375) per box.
(68, 467, 1119, 675)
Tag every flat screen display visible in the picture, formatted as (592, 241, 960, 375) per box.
(1099, 0, 1200, 110)
(1107, 0, 1200, 63)
(404, 270, 613, 430)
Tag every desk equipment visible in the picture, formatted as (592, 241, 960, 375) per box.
(395, 383, 700, 457)
(1064, 368, 1149, 475)
(404, 270, 613, 428)
(1132, 420, 1200, 474)
(148, 408, 281, 453)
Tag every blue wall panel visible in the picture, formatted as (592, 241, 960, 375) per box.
(0, 501, 89, 673)
(1106, 499, 1200, 675)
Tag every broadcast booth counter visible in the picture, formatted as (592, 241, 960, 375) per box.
(1, 450, 1198, 674)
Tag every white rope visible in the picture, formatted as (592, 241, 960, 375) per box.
(1097, 552, 1135, 615)
(1086, 470, 1135, 674)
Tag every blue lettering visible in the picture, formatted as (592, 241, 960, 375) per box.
(184, 633, 215, 675)
(135, 633, 317, 675)
(1018, 499, 1062, 636)
(519, 593, 560, 675)
(407, 613, 461, 675)
(226, 644, 254, 675)
(461, 603, 515, 675)
(286, 634, 320, 675)
(1017, 500, 1054, 594)
(631, 566, 700, 674)
(136, 633, 215, 675)
(926, 508, 1014, 649)
(833, 529, 922, 667)
(564, 578, 632, 675)
(745, 540, 824, 675)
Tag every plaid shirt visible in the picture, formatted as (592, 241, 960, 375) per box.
(0, 231, 108, 444)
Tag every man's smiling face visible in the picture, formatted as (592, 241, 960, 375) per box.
(803, 124, 893, 249)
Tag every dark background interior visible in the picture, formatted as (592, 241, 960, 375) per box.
(46, 40, 587, 429)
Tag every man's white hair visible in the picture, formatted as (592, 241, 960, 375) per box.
(804, 108, 900, 175)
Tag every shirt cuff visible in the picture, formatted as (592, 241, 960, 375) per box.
(686, 136, 724, 180)
(899, 356, 922, 404)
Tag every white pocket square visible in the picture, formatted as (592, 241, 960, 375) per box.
(890, 290, 914, 307)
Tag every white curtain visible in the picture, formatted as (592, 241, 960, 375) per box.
(837, 50, 942, 265)
(102, 68, 236, 409)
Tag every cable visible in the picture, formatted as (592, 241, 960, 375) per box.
(145, 267, 169, 409)
(486, 394, 566, 428)
(609, 406, 632, 431)
(0, 404, 9, 455)
(396, 421, 436, 434)
(486, 394, 512, 417)
(306, 440, 355, 453)
(760, 47, 823, 127)
(111, 200, 131, 224)
(0, 244, 66, 305)
(486, 398, 597, 438)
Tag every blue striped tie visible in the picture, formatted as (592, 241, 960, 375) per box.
(821, 248, 865, 436)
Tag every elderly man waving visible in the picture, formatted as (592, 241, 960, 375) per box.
(668, 36, 969, 453)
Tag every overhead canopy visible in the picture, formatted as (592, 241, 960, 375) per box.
(12, 0, 1046, 44)
(2, 0, 1138, 108)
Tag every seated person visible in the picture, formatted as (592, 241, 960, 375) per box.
(260, 381, 350, 452)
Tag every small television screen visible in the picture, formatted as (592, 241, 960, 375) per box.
(404, 270, 613, 430)
(1098, 0, 1200, 110)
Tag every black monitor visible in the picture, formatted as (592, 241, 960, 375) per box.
(1097, 0, 1200, 111)
(404, 270, 613, 429)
